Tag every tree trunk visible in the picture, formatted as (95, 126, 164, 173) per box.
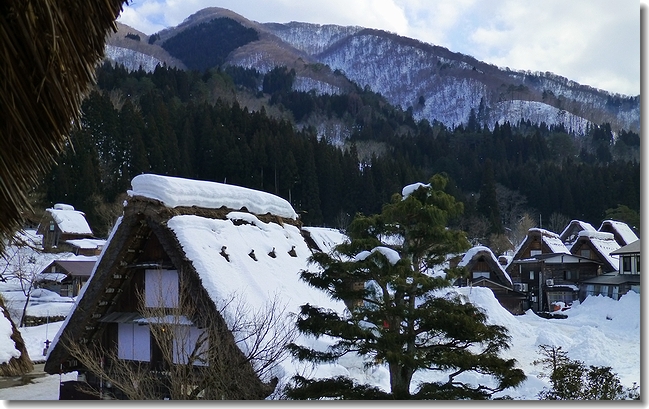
(389, 362, 414, 399)
(20, 292, 31, 328)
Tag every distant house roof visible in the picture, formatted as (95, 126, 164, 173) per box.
(610, 239, 640, 256)
(598, 220, 639, 247)
(559, 220, 596, 245)
(458, 246, 512, 286)
(38, 257, 98, 282)
(64, 238, 106, 250)
(581, 272, 640, 286)
(510, 228, 570, 266)
(571, 231, 620, 272)
(45, 204, 93, 235)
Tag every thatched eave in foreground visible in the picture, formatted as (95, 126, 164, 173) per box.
(0, 0, 126, 255)
(0, 297, 33, 376)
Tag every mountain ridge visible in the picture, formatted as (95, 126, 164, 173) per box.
(106, 8, 639, 134)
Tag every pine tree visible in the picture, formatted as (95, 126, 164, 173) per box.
(286, 174, 526, 400)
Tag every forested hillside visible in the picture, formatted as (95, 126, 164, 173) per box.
(37, 64, 639, 248)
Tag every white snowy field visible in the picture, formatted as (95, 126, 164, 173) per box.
(0, 288, 640, 401)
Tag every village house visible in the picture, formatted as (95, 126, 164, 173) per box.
(453, 246, 526, 315)
(507, 228, 600, 312)
(44, 174, 346, 400)
(579, 239, 640, 302)
(507, 218, 639, 312)
(35, 257, 98, 298)
(36, 204, 102, 255)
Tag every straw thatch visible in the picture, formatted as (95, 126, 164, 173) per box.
(45, 196, 286, 398)
(0, 296, 33, 376)
(0, 0, 126, 254)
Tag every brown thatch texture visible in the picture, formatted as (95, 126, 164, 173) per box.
(0, 297, 33, 376)
(0, 0, 126, 253)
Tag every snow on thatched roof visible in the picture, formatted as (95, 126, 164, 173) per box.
(598, 220, 639, 246)
(572, 231, 620, 271)
(45, 204, 93, 235)
(0, 297, 33, 375)
(45, 175, 347, 383)
(458, 246, 512, 285)
(511, 228, 570, 262)
(129, 174, 298, 219)
(559, 220, 596, 245)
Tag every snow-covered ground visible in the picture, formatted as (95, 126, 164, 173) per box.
(0, 285, 640, 400)
(0, 175, 641, 401)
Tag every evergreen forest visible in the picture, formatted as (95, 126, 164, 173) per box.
(37, 63, 640, 245)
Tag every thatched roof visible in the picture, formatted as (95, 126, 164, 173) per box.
(44, 197, 286, 398)
(0, 0, 126, 254)
(0, 296, 33, 376)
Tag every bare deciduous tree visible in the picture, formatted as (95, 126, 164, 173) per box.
(0, 234, 47, 327)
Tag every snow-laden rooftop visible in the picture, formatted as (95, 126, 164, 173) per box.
(598, 220, 639, 246)
(167, 213, 341, 314)
(575, 231, 620, 270)
(128, 174, 298, 220)
(458, 246, 512, 285)
(46, 205, 93, 235)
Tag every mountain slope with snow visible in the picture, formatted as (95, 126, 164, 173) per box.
(103, 8, 639, 135)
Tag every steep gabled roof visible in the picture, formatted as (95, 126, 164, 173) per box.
(570, 231, 620, 272)
(598, 220, 639, 247)
(458, 246, 512, 286)
(559, 220, 596, 245)
(42, 204, 93, 235)
(45, 175, 346, 386)
(510, 228, 570, 265)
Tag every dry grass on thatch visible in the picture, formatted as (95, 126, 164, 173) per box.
(0, 296, 33, 376)
(0, 0, 126, 254)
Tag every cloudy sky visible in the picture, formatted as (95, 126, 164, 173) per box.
(118, 0, 641, 96)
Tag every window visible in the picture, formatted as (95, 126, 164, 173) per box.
(472, 271, 490, 279)
(530, 250, 542, 256)
(585, 284, 595, 297)
(622, 256, 631, 274)
(598, 285, 609, 296)
(612, 286, 619, 300)
(118, 323, 150, 361)
(529, 271, 535, 280)
(580, 249, 591, 258)
(514, 282, 528, 292)
(145, 269, 179, 308)
(547, 291, 574, 307)
(564, 270, 579, 280)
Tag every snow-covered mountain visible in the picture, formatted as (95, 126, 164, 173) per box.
(104, 8, 639, 134)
